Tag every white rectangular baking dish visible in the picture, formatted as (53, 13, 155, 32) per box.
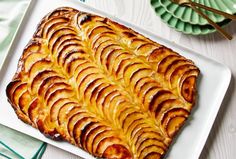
(0, 0, 231, 159)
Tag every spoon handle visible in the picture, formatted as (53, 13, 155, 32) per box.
(189, 2, 232, 40)
(190, 1, 236, 20)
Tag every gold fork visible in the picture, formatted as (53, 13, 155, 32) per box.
(171, 0, 236, 40)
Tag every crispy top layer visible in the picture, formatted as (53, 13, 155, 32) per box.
(6, 7, 199, 159)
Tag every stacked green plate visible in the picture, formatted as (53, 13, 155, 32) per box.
(150, 0, 236, 35)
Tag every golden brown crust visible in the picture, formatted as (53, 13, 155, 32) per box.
(6, 7, 199, 159)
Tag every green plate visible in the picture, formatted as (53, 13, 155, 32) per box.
(150, 0, 231, 35)
(159, 0, 236, 25)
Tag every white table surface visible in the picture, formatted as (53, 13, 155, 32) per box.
(38, 0, 236, 159)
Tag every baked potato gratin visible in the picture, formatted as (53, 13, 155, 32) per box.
(6, 7, 199, 159)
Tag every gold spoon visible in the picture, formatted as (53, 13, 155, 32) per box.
(171, 0, 233, 40)
(172, 0, 236, 20)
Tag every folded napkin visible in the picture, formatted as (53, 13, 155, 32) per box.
(0, 125, 47, 159)
(0, 0, 47, 159)
(0, 0, 30, 67)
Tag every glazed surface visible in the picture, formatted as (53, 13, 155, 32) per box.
(6, 7, 199, 159)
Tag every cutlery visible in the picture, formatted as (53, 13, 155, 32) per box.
(172, 0, 236, 20)
(171, 0, 234, 40)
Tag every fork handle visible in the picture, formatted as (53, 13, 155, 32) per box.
(189, 3, 232, 40)
(190, 1, 236, 20)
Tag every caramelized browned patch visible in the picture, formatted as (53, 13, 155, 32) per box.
(6, 7, 199, 159)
